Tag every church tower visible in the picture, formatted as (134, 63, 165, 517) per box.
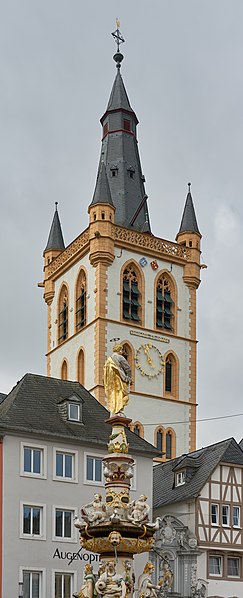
(40, 27, 202, 458)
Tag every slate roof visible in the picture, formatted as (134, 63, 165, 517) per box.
(177, 189, 201, 237)
(44, 204, 65, 252)
(0, 393, 6, 405)
(91, 161, 114, 207)
(91, 57, 151, 233)
(0, 373, 159, 457)
(153, 438, 243, 509)
(106, 70, 133, 114)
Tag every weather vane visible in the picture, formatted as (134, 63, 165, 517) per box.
(111, 18, 125, 52)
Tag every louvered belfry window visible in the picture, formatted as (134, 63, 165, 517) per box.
(156, 275, 174, 330)
(76, 271, 86, 331)
(58, 286, 68, 343)
(123, 266, 140, 321)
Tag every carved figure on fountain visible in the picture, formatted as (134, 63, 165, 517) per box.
(127, 494, 150, 524)
(80, 493, 107, 525)
(138, 562, 159, 598)
(123, 560, 135, 598)
(73, 564, 97, 598)
(95, 560, 126, 598)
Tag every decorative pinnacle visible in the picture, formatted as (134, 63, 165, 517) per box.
(111, 19, 125, 69)
(55, 201, 58, 211)
(188, 182, 191, 193)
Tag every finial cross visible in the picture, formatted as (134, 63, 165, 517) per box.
(111, 19, 125, 52)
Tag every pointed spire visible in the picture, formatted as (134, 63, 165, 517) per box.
(106, 69, 133, 113)
(90, 162, 114, 207)
(44, 203, 65, 252)
(178, 183, 200, 236)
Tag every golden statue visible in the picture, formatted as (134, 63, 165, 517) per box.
(104, 344, 132, 415)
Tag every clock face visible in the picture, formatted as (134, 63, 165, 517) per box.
(135, 343, 164, 379)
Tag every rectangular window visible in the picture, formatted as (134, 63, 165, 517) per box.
(56, 452, 73, 479)
(55, 509, 72, 539)
(86, 455, 102, 483)
(209, 555, 222, 576)
(211, 504, 219, 525)
(227, 557, 240, 577)
(68, 403, 80, 422)
(23, 570, 41, 598)
(176, 471, 186, 486)
(233, 506, 240, 527)
(55, 572, 73, 598)
(222, 505, 229, 526)
(23, 505, 42, 537)
(21, 443, 46, 478)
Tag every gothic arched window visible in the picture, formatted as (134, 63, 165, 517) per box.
(164, 352, 178, 398)
(156, 428, 164, 452)
(58, 284, 68, 344)
(75, 269, 87, 331)
(77, 348, 84, 386)
(61, 359, 68, 380)
(166, 431, 172, 459)
(122, 265, 141, 322)
(131, 421, 144, 438)
(156, 274, 174, 331)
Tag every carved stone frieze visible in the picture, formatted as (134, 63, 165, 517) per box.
(46, 229, 89, 277)
(113, 226, 191, 261)
(80, 534, 154, 555)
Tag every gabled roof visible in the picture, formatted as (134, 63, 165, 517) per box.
(177, 187, 201, 237)
(0, 373, 159, 457)
(90, 161, 114, 207)
(44, 204, 65, 253)
(153, 438, 243, 509)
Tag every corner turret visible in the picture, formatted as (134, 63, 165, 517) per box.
(176, 184, 202, 289)
(42, 203, 65, 305)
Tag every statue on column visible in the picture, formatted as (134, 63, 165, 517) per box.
(104, 344, 132, 415)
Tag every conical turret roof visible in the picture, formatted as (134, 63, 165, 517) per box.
(90, 161, 114, 207)
(44, 203, 65, 252)
(177, 185, 200, 236)
(90, 49, 150, 233)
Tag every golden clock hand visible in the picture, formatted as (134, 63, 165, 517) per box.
(144, 344, 155, 368)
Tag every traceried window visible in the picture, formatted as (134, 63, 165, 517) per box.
(123, 266, 141, 322)
(75, 270, 86, 331)
(156, 274, 174, 331)
(131, 422, 144, 438)
(23, 570, 41, 598)
(211, 504, 219, 525)
(58, 285, 68, 344)
(155, 427, 176, 460)
(209, 555, 222, 576)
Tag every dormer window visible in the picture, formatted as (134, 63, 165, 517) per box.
(110, 167, 118, 177)
(68, 403, 80, 422)
(127, 167, 135, 179)
(176, 470, 186, 486)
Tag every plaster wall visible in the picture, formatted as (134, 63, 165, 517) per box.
(2, 434, 153, 597)
(50, 325, 95, 388)
(154, 500, 196, 534)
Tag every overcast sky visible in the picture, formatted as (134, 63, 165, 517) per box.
(0, 1, 243, 449)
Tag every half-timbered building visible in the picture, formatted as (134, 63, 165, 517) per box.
(153, 437, 243, 598)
